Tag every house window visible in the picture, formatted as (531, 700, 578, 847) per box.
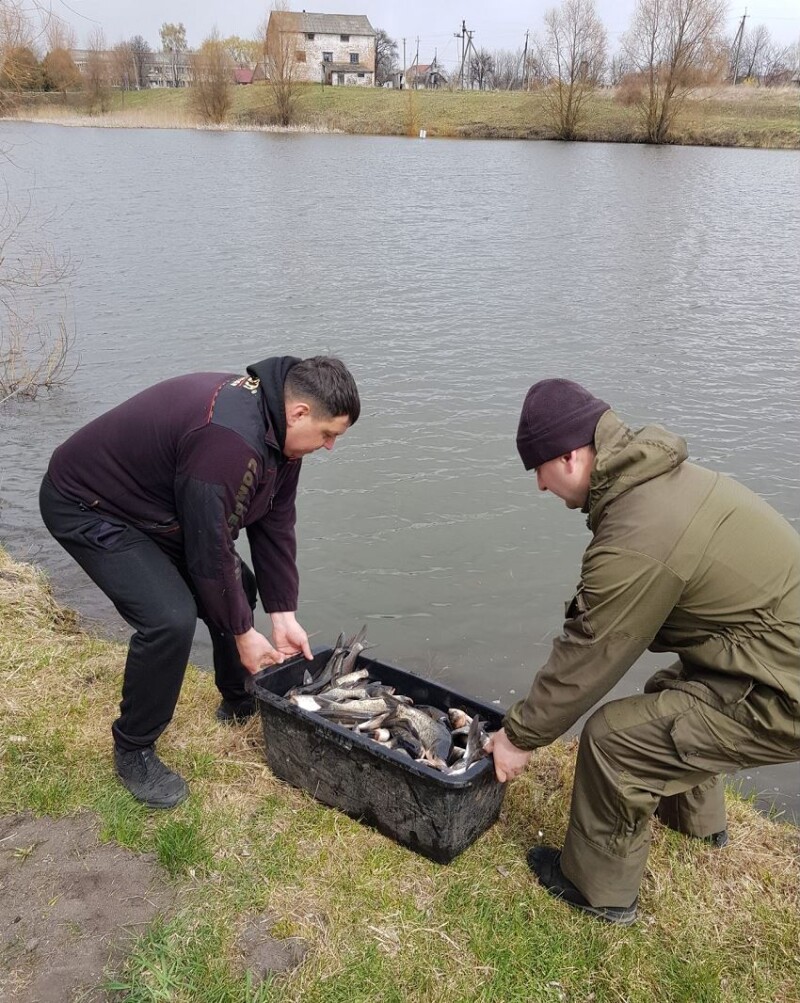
(349, 52, 359, 64)
(357, 72, 364, 78)
(322, 51, 333, 62)
(306, 33, 315, 40)
(295, 51, 306, 63)
(340, 34, 350, 42)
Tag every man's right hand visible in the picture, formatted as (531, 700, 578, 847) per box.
(485, 728, 533, 783)
(235, 628, 285, 674)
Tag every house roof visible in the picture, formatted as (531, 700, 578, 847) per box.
(285, 12, 376, 36)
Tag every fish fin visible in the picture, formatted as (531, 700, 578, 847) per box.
(345, 623, 368, 649)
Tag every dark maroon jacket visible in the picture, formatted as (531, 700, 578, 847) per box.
(47, 358, 302, 635)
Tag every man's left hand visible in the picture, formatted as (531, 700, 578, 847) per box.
(485, 728, 533, 783)
(270, 611, 313, 660)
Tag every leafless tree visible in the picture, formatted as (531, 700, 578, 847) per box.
(43, 11, 74, 53)
(761, 41, 794, 86)
(623, 0, 728, 144)
(492, 48, 522, 90)
(190, 29, 234, 124)
(129, 35, 151, 89)
(222, 35, 259, 69)
(731, 25, 793, 85)
(523, 49, 549, 89)
(375, 28, 398, 86)
(609, 51, 633, 85)
(469, 48, 496, 90)
(737, 24, 771, 82)
(84, 27, 110, 112)
(160, 21, 187, 88)
(537, 0, 607, 139)
(263, 5, 301, 127)
(110, 41, 135, 90)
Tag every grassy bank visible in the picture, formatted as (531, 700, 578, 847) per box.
(1, 545, 799, 1001)
(6, 83, 800, 148)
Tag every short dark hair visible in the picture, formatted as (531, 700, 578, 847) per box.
(285, 356, 360, 425)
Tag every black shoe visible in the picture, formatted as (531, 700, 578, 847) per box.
(114, 745, 188, 809)
(698, 829, 729, 848)
(215, 695, 258, 724)
(526, 846, 638, 926)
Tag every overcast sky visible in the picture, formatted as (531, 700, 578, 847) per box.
(58, 1, 800, 65)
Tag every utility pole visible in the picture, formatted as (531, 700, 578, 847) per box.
(731, 9, 748, 86)
(519, 29, 529, 90)
(413, 36, 420, 89)
(454, 19, 466, 89)
(463, 27, 477, 90)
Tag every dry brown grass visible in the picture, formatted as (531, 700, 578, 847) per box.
(4, 81, 798, 148)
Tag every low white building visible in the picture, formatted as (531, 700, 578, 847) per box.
(265, 11, 376, 86)
(70, 48, 192, 88)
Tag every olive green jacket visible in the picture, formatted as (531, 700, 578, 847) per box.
(503, 411, 800, 750)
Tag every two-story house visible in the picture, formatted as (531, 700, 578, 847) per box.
(265, 11, 376, 86)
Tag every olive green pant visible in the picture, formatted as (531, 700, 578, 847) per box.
(559, 668, 800, 908)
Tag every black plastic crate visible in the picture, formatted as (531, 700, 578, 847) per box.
(249, 648, 507, 863)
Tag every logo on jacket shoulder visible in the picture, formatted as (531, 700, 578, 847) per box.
(228, 458, 259, 531)
(229, 375, 260, 395)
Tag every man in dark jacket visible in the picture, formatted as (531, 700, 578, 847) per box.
(487, 379, 800, 925)
(40, 355, 360, 809)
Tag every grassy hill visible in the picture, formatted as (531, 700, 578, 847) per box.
(8, 81, 800, 148)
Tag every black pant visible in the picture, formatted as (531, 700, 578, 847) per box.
(39, 475, 256, 751)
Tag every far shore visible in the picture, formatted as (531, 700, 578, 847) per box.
(4, 82, 799, 148)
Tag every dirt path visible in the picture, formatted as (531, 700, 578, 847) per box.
(0, 813, 179, 1002)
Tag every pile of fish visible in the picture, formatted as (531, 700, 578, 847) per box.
(285, 626, 493, 775)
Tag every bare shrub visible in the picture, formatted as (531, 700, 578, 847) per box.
(84, 27, 111, 114)
(623, 0, 728, 144)
(42, 47, 81, 99)
(0, 196, 77, 403)
(190, 29, 234, 124)
(615, 72, 646, 106)
(262, 4, 301, 127)
(537, 0, 607, 140)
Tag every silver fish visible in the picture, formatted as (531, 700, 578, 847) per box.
(335, 668, 370, 687)
(383, 698, 453, 762)
(448, 708, 471, 730)
(445, 715, 490, 775)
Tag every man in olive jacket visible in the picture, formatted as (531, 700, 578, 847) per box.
(487, 379, 800, 925)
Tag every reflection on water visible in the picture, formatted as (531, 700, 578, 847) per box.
(2, 123, 799, 820)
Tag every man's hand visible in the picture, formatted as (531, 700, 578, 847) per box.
(270, 611, 313, 660)
(485, 728, 533, 783)
(235, 628, 285, 674)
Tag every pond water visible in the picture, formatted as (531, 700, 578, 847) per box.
(1, 121, 798, 819)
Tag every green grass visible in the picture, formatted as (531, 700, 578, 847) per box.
(7, 81, 799, 148)
(1, 546, 799, 1002)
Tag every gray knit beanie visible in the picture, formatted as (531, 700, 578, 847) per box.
(516, 379, 610, 471)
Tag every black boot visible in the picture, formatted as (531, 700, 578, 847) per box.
(526, 846, 638, 926)
(698, 829, 729, 848)
(215, 695, 258, 724)
(114, 745, 188, 808)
